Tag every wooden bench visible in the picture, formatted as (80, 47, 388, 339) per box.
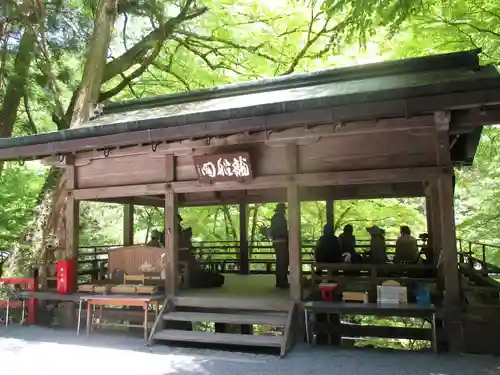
(303, 301, 438, 352)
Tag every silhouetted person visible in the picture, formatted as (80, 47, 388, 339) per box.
(366, 225, 388, 264)
(315, 225, 343, 263)
(147, 229, 161, 247)
(339, 224, 358, 261)
(270, 203, 289, 288)
(159, 214, 183, 248)
(395, 225, 419, 264)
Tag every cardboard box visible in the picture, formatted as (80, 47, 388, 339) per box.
(377, 285, 407, 304)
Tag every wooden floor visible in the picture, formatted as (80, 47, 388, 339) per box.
(178, 274, 291, 301)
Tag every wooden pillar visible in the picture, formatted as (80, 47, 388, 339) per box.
(288, 183, 302, 301)
(164, 154, 178, 297)
(65, 195, 79, 284)
(286, 144, 301, 301)
(239, 203, 249, 274)
(165, 190, 178, 297)
(433, 112, 462, 352)
(326, 200, 334, 229)
(64, 156, 79, 288)
(63, 157, 79, 327)
(429, 183, 442, 263)
(123, 204, 134, 246)
(425, 196, 432, 238)
(432, 111, 449, 263)
(438, 170, 463, 352)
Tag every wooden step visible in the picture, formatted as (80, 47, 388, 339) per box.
(154, 329, 282, 347)
(163, 311, 287, 326)
(172, 296, 293, 311)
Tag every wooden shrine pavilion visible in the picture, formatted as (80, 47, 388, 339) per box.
(1, 49, 500, 355)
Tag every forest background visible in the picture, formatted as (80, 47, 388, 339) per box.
(1, 0, 500, 268)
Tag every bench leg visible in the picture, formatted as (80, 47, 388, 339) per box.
(432, 313, 438, 354)
(76, 300, 83, 336)
(304, 309, 310, 346)
(143, 303, 148, 344)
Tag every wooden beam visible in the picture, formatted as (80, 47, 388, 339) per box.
(164, 189, 178, 297)
(451, 105, 500, 134)
(123, 204, 134, 246)
(72, 167, 436, 200)
(170, 167, 441, 194)
(434, 111, 452, 166)
(43, 105, 500, 166)
(73, 183, 167, 200)
(42, 115, 438, 164)
(165, 154, 175, 182)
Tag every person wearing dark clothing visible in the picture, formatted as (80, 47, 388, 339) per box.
(314, 225, 343, 277)
(366, 225, 388, 264)
(270, 203, 289, 288)
(162, 214, 224, 288)
(315, 225, 343, 263)
(339, 224, 358, 262)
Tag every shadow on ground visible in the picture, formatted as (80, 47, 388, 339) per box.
(1, 326, 499, 375)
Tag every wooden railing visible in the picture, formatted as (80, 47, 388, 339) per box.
(457, 239, 500, 277)
(76, 239, 413, 279)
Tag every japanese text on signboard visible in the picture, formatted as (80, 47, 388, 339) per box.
(194, 152, 253, 183)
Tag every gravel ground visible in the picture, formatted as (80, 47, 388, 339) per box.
(1, 326, 499, 375)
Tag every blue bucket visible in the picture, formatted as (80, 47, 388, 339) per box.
(415, 283, 431, 306)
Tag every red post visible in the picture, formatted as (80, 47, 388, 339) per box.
(56, 260, 76, 294)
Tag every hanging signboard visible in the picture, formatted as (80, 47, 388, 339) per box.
(193, 151, 253, 183)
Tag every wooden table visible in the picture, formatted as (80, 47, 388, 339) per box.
(0, 299, 25, 326)
(303, 301, 438, 352)
(76, 294, 163, 343)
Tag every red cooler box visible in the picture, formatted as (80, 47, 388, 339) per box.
(56, 260, 76, 294)
(319, 283, 338, 302)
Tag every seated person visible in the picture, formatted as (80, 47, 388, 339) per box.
(338, 224, 360, 262)
(147, 229, 162, 247)
(366, 225, 388, 264)
(314, 225, 343, 263)
(176, 223, 225, 289)
(394, 225, 419, 264)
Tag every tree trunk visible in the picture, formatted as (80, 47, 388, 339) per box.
(222, 205, 238, 240)
(70, 0, 119, 126)
(6, 1, 118, 275)
(0, 27, 36, 174)
(249, 204, 260, 246)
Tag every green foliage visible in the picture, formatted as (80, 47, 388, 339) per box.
(310, 0, 426, 47)
(0, 162, 47, 248)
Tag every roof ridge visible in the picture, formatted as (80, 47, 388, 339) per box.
(103, 49, 481, 115)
